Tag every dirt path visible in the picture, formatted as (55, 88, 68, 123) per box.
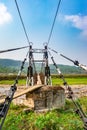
(37, 74, 42, 85)
(62, 85, 87, 97)
(0, 84, 87, 99)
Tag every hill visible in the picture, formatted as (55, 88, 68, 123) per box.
(0, 58, 86, 74)
(50, 64, 86, 74)
(0, 59, 27, 74)
(0, 59, 21, 68)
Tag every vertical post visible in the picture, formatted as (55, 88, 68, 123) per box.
(26, 45, 34, 87)
(44, 44, 52, 85)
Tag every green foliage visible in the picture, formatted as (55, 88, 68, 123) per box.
(0, 65, 18, 74)
(1, 97, 86, 130)
(78, 97, 87, 113)
(35, 112, 60, 130)
(0, 75, 26, 80)
(50, 64, 87, 74)
(0, 59, 27, 74)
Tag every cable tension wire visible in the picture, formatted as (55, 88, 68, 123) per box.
(47, 0, 62, 46)
(49, 47, 87, 71)
(0, 46, 29, 53)
(14, 0, 30, 45)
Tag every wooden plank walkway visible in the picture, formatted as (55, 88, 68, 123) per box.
(0, 85, 43, 104)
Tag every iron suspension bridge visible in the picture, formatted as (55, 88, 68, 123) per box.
(0, 0, 87, 129)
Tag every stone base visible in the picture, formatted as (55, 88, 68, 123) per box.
(26, 85, 65, 110)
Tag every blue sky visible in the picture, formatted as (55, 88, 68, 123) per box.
(0, 0, 87, 65)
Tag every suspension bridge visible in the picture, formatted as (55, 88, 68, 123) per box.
(0, 0, 87, 130)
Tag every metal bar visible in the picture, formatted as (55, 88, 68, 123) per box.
(0, 46, 29, 53)
(32, 60, 45, 62)
(32, 49, 46, 53)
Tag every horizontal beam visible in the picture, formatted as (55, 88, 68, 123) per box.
(32, 60, 45, 62)
(30, 49, 47, 53)
(0, 85, 43, 104)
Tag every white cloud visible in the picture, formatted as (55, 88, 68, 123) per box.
(64, 15, 87, 37)
(0, 3, 12, 25)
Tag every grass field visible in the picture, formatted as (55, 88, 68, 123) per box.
(0, 79, 26, 85)
(52, 77, 87, 85)
(0, 74, 87, 85)
(1, 97, 87, 130)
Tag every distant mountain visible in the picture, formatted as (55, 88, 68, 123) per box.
(0, 59, 86, 74)
(0, 59, 22, 68)
(50, 64, 86, 74)
(0, 59, 27, 74)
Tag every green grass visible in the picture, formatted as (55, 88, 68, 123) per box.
(0, 80, 14, 85)
(0, 79, 26, 85)
(52, 74, 87, 85)
(1, 98, 87, 130)
(52, 77, 87, 85)
(0, 76, 87, 86)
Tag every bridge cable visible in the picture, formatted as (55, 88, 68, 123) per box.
(48, 47, 87, 72)
(47, 0, 62, 46)
(0, 51, 29, 130)
(0, 46, 29, 53)
(48, 51, 87, 129)
(14, 0, 30, 45)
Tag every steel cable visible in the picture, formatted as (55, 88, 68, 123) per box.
(47, 0, 62, 46)
(0, 46, 29, 53)
(14, 0, 30, 45)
